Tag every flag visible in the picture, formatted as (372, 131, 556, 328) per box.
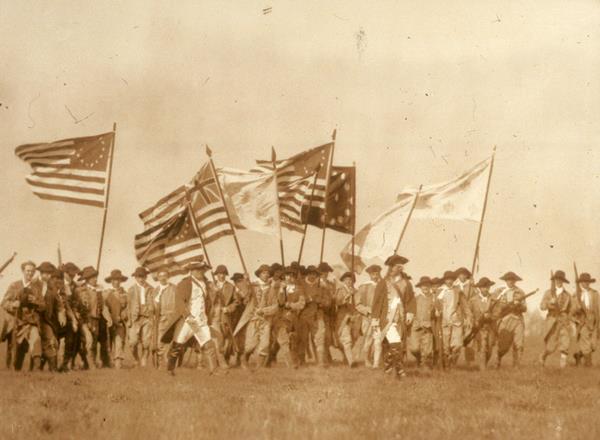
(218, 167, 280, 235)
(15, 132, 113, 208)
(134, 162, 233, 269)
(397, 157, 492, 222)
(341, 157, 492, 271)
(303, 165, 355, 234)
(135, 207, 204, 276)
(255, 143, 333, 232)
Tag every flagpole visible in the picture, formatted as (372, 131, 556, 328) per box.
(184, 188, 216, 284)
(319, 129, 337, 263)
(205, 145, 248, 275)
(470, 146, 497, 276)
(393, 184, 423, 254)
(271, 147, 285, 266)
(57, 243, 63, 267)
(96, 122, 117, 273)
(351, 162, 356, 275)
(297, 165, 321, 265)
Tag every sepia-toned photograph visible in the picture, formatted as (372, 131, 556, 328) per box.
(1, 1, 599, 439)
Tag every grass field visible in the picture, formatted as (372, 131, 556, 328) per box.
(2, 338, 600, 440)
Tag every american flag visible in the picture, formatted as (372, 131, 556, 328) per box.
(311, 165, 355, 234)
(134, 162, 232, 273)
(14, 132, 113, 208)
(254, 143, 333, 233)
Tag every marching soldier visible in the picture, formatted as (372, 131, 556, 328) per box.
(230, 272, 251, 366)
(572, 273, 599, 366)
(437, 270, 471, 367)
(234, 264, 279, 368)
(298, 265, 331, 367)
(128, 267, 155, 367)
(1, 260, 39, 370)
(430, 277, 444, 367)
(163, 260, 219, 376)
(78, 266, 110, 368)
(493, 271, 527, 368)
(539, 270, 573, 368)
(384, 255, 415, 360)
(40, 264, 67, 371)
(335, 272, 357, 367)
(318, 262, 337, 364)
(355, 265, 382, 368)
(468, 277, 497, 370)
(153, 269, 177, 369)
(104, 269, 129, 369)
(408, 276, 435, 369)
(273, 266, 305, 368)
(455, 267, 476, 366)
(371, 268, 406, 379)
(212, 265, 239, 367)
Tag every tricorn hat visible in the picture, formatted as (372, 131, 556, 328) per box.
(61, 262, 81, 276)
(283, 266, 297, 276)
(454, 267, 472, 278)
(186, 260, 211, 272)
(442, 270, 457, 281)
(500, 271, 522, 282)
(131, 267, 149, 278)
(318, 262, 334, 273)
(105, 269, 128, 283)
(254, 264, 272, 278)
(214, 265, 229, 276)
(37, 261, 57, 274)
(365, 264, 382, 274)
(416, 276, 432, 288)
(384, 254, 409, 266)
(475, 277, 495, 288)
(231, 272, 244, 283)
(551, 270, 569, 283)
(270, 263, 284, 274)
(79, 266, 99, 281)
(340, 271, 356, 282)
(305, 265, 319, 276)
(51, 268, 64, 279)
(430, 277, 442, 285)
(577, 273, 596, 284)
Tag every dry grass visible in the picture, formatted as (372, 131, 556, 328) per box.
(2, 339, 600, 440)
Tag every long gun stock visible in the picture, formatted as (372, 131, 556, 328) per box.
(0, 252, 17, 275)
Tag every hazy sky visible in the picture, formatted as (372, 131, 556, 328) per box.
(1, 1, 598, 307)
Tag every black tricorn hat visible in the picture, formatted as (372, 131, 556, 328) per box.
(270, 263, 284, 273)
(475, 277, 495, 288)
(305, 265, 319, 276)
(430, 277, 442, 285)
(500, 271, 522, 282)
(105, 269, 128, 283)
(384, 254, 409, 266)
(577, 273, 596, 284)
(131, 267, 149, 278)
(365, 264, 382, 274)
(283, 266, 297, 276)
(442, 270, 457, 281)
(318, 262, 334, 273)
(230, 272, 244, 283)
(186, 260, 211, 272)
(254, 264, 272, 278)
(61, 262, 81, 276)
(79, 266, 99, 281)
(37, 261, 57, 274)
(416, 276, 432, 288)
(454, 267, 472, 278)
(214, 265, 229, 276)
(551, 270, 569, 283)
(340, 271, 356, 282)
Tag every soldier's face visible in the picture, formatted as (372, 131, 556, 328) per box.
(157, 272, 168, 284)
(216, 273, 226, 282)
(343, 278, 353, 288)
(391, 264, 403, 275)
(420, 286, 430, 295)
(191, 269, 206, 280)
(444, 278, 454, 287)
(40, 272, 52, 282)
(259, 271, 270, 282)
(458, 274, 468, 282)
(89, 276, 98, 286)
(284, 274, 295, 283)
(112, 280, 121, 289)
(555, 280, 563, 288)
(581, 282, 590, 289)
(368, 271, 380, 282)
(506, 280, 516, 288)
(135, 275, 146, 285)
(320, 273, 328, 280)
(22, 264, 35, 281)
(306, 273, 317, 283)
(481, 287, 490, 295)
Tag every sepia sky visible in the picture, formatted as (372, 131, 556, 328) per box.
(1, 0, 599, 307)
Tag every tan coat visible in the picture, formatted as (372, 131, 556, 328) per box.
(233, 280, 278, 336)
(128, 283, 155, 322)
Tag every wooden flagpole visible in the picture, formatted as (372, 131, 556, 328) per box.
(96, 122, 117, 273)
(271, 147, 285, 266)
(470, 146, 497, 276)
(184, 187, 216, 283)
(205, 145, 248, 274)
(394, 184, 423, 254)
(319, 129, 337, 263)
(351, 162, 356, 275)
(297, 165, 321, 265)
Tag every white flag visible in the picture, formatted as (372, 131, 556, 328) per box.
(341, 157, 492, 272)
(218, 167, 279, 235)
(397, 157, 492, 222)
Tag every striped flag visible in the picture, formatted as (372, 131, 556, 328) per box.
(15, 132, 113, 208)
(254, 143, 333, 233)
(134, 162, 233, 273)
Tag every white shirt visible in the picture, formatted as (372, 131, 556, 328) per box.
(582, 289, 591, 309)
(41, 282, 47, 298)
(154, 284, 168, 304)
(190, 277, 208, 323)
(137, 283, 147, 305)
(555, 286, 564, 295)
(479, 293, 489, 303)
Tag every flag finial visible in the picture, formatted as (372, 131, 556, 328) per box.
(205, 145, 212, 157)
(271, 146, 276, 162)
(332, 129, 337, 141)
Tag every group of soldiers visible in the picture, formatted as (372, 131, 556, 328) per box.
(1, 255, 598, 379)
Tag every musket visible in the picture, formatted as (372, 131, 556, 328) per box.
(463, 288, 539, 346)
(0, 252, 17, 275)
(573, 262, 585, 341)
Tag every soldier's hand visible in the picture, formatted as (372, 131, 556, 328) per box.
(64, 272, 72, 284)
(107, 319, 113, 328)
(11, 300, 20, 309)
(58, 313, 66, 327)
(72, 322, 78, 332)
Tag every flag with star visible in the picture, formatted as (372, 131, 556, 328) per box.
(15, 132, 114, 208)
(254, 142, 333, 232)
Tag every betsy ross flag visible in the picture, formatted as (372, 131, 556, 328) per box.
(341, 157, 492, 271)
(254, 143, 333, 232)
(134, 162, 233, 272)
(15, 132, 114, 208)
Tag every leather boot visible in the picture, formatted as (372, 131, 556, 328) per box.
(574, 352, 582, 367)
(559, 353, 568, 369)
(241, 352, 250, 370)
(167, 343, 182, 375)
(257, 354, 267, 368)
(215, 348, 229, 370)
(82, 356, 90, 371)
(343, 345, 354, 368)
(206, 347, 219, 375)
(140, 349, 147, 368)
(584, 354, 592, 367)
(48, 356, 58, 372)
(31, 356, 42, 371)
